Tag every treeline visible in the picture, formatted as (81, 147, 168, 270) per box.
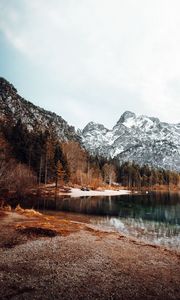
(1, 120, 180, 190)
(2, 120, 68, 186)
(2, 119, 104, 188)
(116, 161, 179, 189)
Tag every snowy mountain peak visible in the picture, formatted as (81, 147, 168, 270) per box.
(117, 111, 136, 124)
(82, 121, 108, 134)
(81, 112, 180, 171)
(115, 113, 161, 131)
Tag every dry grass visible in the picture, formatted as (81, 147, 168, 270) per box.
(14, 208, 85, 238)
(15, 204, 42, 217)
(12, 206, 113, 241)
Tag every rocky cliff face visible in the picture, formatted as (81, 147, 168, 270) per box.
(81, 111, 180, 171)
(0, 77, 80, 142)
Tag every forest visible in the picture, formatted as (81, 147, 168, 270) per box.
(0, 119, 179, 195)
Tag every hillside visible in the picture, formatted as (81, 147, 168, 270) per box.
(0, 77, 80, 142)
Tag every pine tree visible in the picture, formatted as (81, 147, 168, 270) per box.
(55, 160, 65, 188)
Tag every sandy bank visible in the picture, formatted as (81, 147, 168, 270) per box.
(59, 187, 131, 197)
(0, 210, 179, 300)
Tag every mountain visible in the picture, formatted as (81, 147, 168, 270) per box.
(1, 77, 180, 172)
(81, 111, 180, 171)
(0, 77, 80, 142)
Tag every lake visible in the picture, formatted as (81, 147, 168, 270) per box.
(11, 191, 180, 250)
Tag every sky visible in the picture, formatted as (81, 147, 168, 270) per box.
(0, 0, 180, 129)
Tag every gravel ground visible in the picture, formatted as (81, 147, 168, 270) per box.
(0, 211, 180, 300)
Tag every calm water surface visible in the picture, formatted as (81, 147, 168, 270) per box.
(15, 192, 180, 250)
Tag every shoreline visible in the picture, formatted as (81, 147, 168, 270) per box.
(56, 186, 180, 198)
(0, 210, 180, 300)
(39, 184, 180, 199)
(0, 210, 179, 299)
(60, 187, 131, 198)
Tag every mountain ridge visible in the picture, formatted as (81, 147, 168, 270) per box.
(0, 77, 80, 142)
(81, 110, 180, 171)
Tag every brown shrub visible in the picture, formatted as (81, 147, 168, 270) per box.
(0, 161, 36, 196)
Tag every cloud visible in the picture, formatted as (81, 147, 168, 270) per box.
(0, 0, 180, 128)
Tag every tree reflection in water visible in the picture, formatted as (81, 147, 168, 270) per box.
(8, 191, 180, 250)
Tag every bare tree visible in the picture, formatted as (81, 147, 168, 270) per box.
(0, 160, 36, 196)
(102, 163, 117, 185)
